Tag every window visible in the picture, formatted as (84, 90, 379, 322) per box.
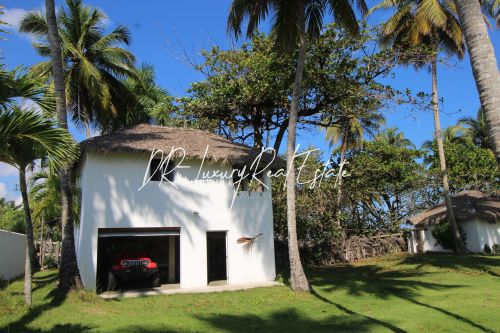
(232, 168, 265, 192)
(150, 159, 175, 182)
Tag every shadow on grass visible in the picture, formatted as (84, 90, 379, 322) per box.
(192, 308, 402, 333)
(309, 254, 496, 333)
(400, 253, 500, 278)
(0, 272, 92, 333)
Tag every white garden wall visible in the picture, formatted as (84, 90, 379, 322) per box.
(76, 152, 276, 290)
(0, 230, 26, 280)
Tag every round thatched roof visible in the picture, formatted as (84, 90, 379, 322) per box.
(80, 124, 280, 168)
(408, 191, 500, 227)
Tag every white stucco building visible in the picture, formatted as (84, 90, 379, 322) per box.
(75, 124, 277, 291)
(407, 191, 500, 253)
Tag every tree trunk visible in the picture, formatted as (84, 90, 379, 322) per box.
(454, 0, 500, 166)
(19, 168, 34, 306)
(273, 119, 288, 152)
(431, 60, 466, 254)
(45, 0, 81, 290)
(285, 13, 309, 292)
(335, 128, 348, 259)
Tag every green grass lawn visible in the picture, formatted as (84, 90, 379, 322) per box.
(1, 253, 499, 333)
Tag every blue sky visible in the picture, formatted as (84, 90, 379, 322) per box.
(1, 0, 499, 203)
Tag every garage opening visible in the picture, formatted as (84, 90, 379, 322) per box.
(207, 231, 227, 285)
(96, 228, 180, 293)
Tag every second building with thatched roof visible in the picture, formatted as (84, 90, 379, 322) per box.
(407, 191, 500, 253)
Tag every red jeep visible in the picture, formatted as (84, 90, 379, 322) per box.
(106, 242, 160, 291)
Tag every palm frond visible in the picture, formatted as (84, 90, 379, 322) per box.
(237, 233, 263, 253)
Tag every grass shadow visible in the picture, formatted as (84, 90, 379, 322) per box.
(309, 254, 497, 333)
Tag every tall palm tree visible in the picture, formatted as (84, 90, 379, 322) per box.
(228, 0, 367, 291)
(372, 0, 467, 253)
(20, 0, 139, 136)
(44, 0, 81, 291)
(458, 107, 493, 150)
(376, 127, 415, 148)
(453, 0, 500, 166)
(0, 106, 76, 306)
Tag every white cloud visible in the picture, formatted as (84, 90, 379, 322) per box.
(0, 163, 17, 177)
(2, 7, 29, 31)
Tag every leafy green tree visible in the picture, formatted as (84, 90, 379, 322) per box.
(227, 0, 367, 291)
(372, 0, 467, 253)
(424, 140, 499, 194)
(20, 0, 140, 136)
(0, 106, 76, 306)
(343, 136, 426, 233)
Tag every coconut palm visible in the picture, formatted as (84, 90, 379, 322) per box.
(228, 0, 367, 291)
(458, 107, 493, 150)
(20, 0, 139, 137)
(0, 106, 76, 306)
(371, 0, 467, 253)
(453, 0, 500, 166)
(376, 127, 415, 148)
(43, 0, 81, 290)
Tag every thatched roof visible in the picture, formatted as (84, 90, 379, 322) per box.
(408, 191, 500, 227)
(80, 124, 280, 167)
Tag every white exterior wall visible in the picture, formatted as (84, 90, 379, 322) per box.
(76, 152, 276, 290)
(0, 230, 26, 280)
(408, 219, 500, 254)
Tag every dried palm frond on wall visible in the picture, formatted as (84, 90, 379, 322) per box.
(237, 233, 263, 253)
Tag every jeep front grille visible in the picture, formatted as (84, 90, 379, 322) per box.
(121, 260, 146, 269)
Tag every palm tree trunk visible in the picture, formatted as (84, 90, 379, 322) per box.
(454, 0, 500, 166)
(19, 168, 34, 306)
(335, 129, 348, 260)
(45, 0, 81, 290)
(286, 11, 309, 292)
(431, 60, 466, 254)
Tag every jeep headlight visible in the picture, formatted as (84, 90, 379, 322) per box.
(121, 260, 129, 267)
(143, 259, 150, 266)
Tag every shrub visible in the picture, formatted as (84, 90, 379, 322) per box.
(492, 244, 500, 255)
(431, 222, 466, 251)
(43, 255, 58, 269)
(483, 244, 492, 255)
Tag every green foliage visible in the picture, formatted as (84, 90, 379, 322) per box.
(20, 0, 142, 134)
(493, 244, 500, 254)
(431, 222, 467, 251)
(43, 256, 58, 269)
(343, 134, 426, 233)
(0, 106, 77, 171)
(424, 140, 499, 194)
(187, 26, 411, 149)
(483, 244, 492, 255)
(0, 198, 25, 234)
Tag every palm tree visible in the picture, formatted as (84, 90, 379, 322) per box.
(372, 0, 467, 253)
(44, 0, 81, 291)
(325, 109, 384, 244)
(0, 66, 53, 111)
(20, 0, 139, 136)
(458, 107, 493, 150)
(422, 125, 465, 150)
(453, 0, 500, 166)
(228, 0, 367, 291)
(376, 127, 415, 148)
(0, 106, 76, 306)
